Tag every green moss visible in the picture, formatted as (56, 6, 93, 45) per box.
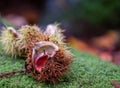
(0, 47, 120, 88)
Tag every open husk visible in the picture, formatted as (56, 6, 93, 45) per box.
(25, 41, 73, 83)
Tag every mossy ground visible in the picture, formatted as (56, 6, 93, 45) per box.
(0, 46, 120, 88)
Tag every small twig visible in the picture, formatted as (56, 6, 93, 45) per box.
(0, 69, 27, 78)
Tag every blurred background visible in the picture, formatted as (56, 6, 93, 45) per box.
(0, 0, 120, 65)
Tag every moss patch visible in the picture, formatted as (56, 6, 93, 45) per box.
(0, 47, 120, 88)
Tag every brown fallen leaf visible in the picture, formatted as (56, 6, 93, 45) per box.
(99, 52, 112, 61)
(68, 37, 98, 55)
(112, 52, 120, 65)
(111, 80, 120, 88)
(91, 31, 119, 50)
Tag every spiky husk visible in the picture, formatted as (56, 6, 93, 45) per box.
(25, 24, 73, 83)
(26, 46, 73, 83)
(16, 25, 47, 56)
(0, 24, 73, 83)
(0, 28, 18, 57)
